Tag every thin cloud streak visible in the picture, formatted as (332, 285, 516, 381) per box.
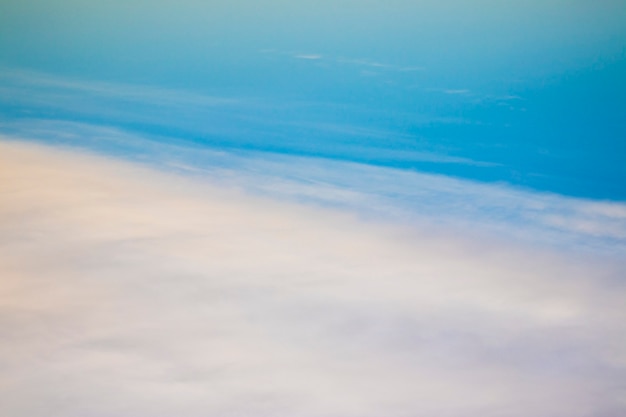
(294, 54, 323, 60)
(259, 50, 426, 72)
(0, 140, 625, 417)
(1, 68, 492, 169)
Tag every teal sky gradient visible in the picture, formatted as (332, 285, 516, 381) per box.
(1, 0, 625, 199)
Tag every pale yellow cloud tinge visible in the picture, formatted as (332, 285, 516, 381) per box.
(0, 140, 625, 417)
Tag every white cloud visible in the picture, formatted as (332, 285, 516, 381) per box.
(0, 140, 625, 417)
(294, 54, 323, 60)
(258, 50, 425, 73)
(2, 120, 625, 253)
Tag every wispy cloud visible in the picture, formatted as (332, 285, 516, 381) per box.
(0, 69, 619, 245)
(0, 140, 624, 417)
(336, 57, 391, 68)
(294, 54, 323, 60)
(2, 120, 625, 251)
(0, 68, 496, 170)
(259, 49, 425, 73)
(0, 66, 242, 108)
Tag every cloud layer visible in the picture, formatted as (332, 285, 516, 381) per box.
(1, 140, 625, 417)
(3, 119, 625, 253)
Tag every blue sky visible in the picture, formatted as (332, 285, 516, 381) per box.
(1, 0, 625, 199)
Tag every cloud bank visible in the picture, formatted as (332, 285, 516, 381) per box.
(2, 119, 624, 253)
(1, 140, 625, 417)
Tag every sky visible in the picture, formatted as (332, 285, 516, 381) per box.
(1, 1, 626, 416)
(2, 0, 625, 199)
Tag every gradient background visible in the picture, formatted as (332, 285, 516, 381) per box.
(1, 1, 626, 416)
